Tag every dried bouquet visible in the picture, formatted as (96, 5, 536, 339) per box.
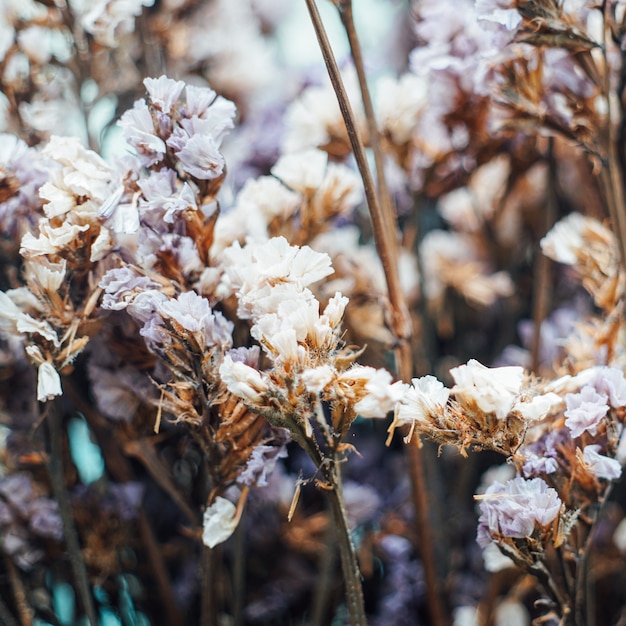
(1, 1, 626, 626)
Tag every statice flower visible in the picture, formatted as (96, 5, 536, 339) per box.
(0, 472, 63, 570)
(219, 237, 334, 318)
(581, 445, 622, 481)
(476, 476, 562, 548)
(564, 385, 609, 438)
(0, 134, 48, 237)
(141, 290, 233, 354)
(118, 76, 236, 183)
(237, 438, 289, 488)
(202, 496, 239, 549)
(451, 359, 524, 420)
(79, 0, 155, 48)
(521, 430, 566, 478)
(394, 375, 450, 433)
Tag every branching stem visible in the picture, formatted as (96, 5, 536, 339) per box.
(305, 2, 447, 625)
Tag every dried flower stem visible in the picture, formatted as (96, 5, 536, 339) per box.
(325, 463, 366, 626)
(531, 138, 557, 373)
(305, 3, 447, 625)
(335, 0, 396, 240)
(46, 401, 98, 626)
(4, 555, 32, 626)
(201, 545, 219, 626)
(303, 0, 411, 348)
(600, 4, 626, 274)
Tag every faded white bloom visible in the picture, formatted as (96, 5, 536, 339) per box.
(302, 365, 336, 394)
(335, 366, 405, 418)
(271, 150, 328, 195)
(219, 355, 268, 404)
(36, 361, 63, 402)
(513, 392, 562, 421)
(202, 496, 238, 548)
(20, 221, 90, 257)
(24, 259, 66, 294)
(376, 73, 427, 145)
(540, 213, 603, 265)
(80, 0, 155, 48)
(396, 375, 450, 427)
(220, 237, 334, 316)
(451, 359, 524, 420)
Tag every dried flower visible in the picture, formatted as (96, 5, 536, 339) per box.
(476, 476, 562, 547)
(564, 385, 609, 438)
(202, 496, 239, 548)
(581, 445, 622, 481)
(451, 359, 524, 420)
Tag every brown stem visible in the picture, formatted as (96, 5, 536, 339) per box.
(601, 4, 626, 274)
(531, 138, 557, 373)
(4, 555, 32, 626)
(47, 402, 98, 626)
(336, 1, 397, 240)
(324, 465, 367, 626)
(201, 545, 219, 626)
(305, 2, 447, 625)
(303, 0, 411, 348)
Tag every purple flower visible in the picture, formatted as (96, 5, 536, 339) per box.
(238, 436, 289, 488)
(144, 75, 185, 113)
(118, 99, 166, 167)
(170, 132, 225, 180)
(582, 445, 622, 481)
(99, 267, 162, 311)
(141, 290, 233, 353)
(564, 385, 609, 438)
(226, 346, 261, 368)
(476, 477, 562, 547)
(591, 367, 626, 408)
(0, 473, 34, 517)
(28, 498, 63, 541)
(521, 430, 568, 478)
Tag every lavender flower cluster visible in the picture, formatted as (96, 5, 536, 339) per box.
(1, 1, 626, 625)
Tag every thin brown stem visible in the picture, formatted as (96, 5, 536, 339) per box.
(601, 3, 626, 274)
(531, 138, 557, 373)
(4, 555, 32, 626)
(336, 1, 397, 240)
(201, 545, 219, 626)
(324, 463, 367, 626)
(304, 2, 447, 625)
(303, 0, 411, 348)
(47, 402, 98, 626)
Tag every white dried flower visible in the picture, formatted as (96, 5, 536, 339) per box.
(219, 355, 268, 404)
(396, 375, 450, 427)
(513, 392, 562, 421)
(36, 361, 63, 402)
(540, 213, 605, 265)
(202, 496, 238, 548)
(451, 359, 524, 420)
(271, 149, 328, 195)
